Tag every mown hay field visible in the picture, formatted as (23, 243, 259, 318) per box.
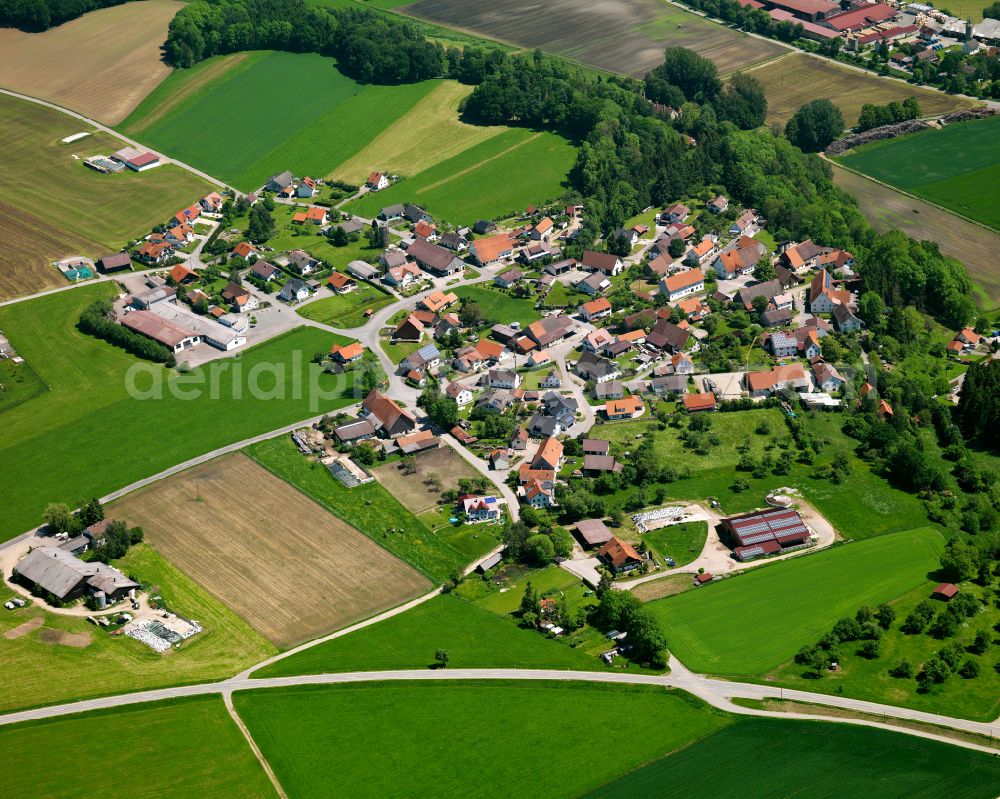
(748, 52, 973, 127)
(0, 697, 278, 799)
(119, 50, 440, 190)
(0, 0, 182, 124)
(111, 454, 431, 648)
(400, 0, 786, 76)
(836, 115, 1000, 233)
(0, 93, 210, 301)
(328, 80, 512, 183)
(832, 163, 1000, 309)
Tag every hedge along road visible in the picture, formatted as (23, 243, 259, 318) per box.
(1, 661, 999, 754)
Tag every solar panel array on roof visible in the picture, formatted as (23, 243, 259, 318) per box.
(727, 508, 809, 549)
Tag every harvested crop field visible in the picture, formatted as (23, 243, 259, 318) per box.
(748, 52, 972, 127)
(372, 447, 481, 514)
(111, 454, 431, 648)
(832, 163, 1000, 309)
(0, 0, 183, 124)
(400, 0, 785, 76)
(0, 94, 210, 301)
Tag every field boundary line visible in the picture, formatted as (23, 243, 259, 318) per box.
(415, 131, 544, 194)
(223, 691, 290, 799)
(825, 156, 1000, 237)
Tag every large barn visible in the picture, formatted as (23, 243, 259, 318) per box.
(721, 507, 812, 561)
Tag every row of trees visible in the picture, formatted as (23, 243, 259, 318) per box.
(855, 96, 921, 133)
(166, 0, 445, 82)
(0, 0, 127, 31)
(78, 299, 176, 366)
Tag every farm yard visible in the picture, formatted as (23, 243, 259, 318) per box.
(832, 165, 1000, 309)
(254, 593, 602, 677)
(344, 128, 576, 224)
(400, 0, 786, 76)
(748, 52, 973, 127)
(0, 0, 183, 124)
(109, 454, 431, 649)
(234, 681, 727, 798)
(0, 697, 277, 799)
(584, 717, 1000, 798)
(119, 51, 439, 190)
(0, 94, 211, 301)
(246, 437, 477, 582)
(0, 544, 274, 714)
(647, 527, 944, 677)
(0, 284, 360, 543)
(327, 80, 513, 184)
(836, 116, 1000, 233)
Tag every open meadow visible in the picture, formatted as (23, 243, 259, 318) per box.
(832, 164, 1000, 309)
(766, 578, 1000, 721)
(255, 593, 603, 677)
(0, 0, 182, 124)
(234, 681, 728, 798)
(837, 116, 1000, 232)
(584, 717, 1000, 798)
(647, 527, 944, 676)
(0, 544, 274, 714)
(372, 446, 480, 515)
(451, 285, 541, 328)
(110, 454, 431, 649)
(748, 52, 973, 127)
(295, 284, 395, 328)
(345, 127, 576, 224)
(0, 697, 277, 799)
(0, 284, 360, 542)
(600, 409, 931, 538)
(246, 437, 475, 582)
(400, 0, 785, 76)
(0, 94, 210, 300)
(119, 51, 439, 190)
(328, 80, 511, 184)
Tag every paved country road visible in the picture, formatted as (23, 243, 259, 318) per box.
(1, 662, 997, 754)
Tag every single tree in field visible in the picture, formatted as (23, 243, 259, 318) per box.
(785, 99, 844, 153)
(434, 649, 449, 669)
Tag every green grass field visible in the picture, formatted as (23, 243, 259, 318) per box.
(452, 285, 541, 328)
(296, 285, 395, 328)
(584, 717, 1000, 798)
(245, 437, 473, 582)
(344, 128, 576, 224)
(119, 51, 438, 190)
(0, 93, 211, 300)
(837, 116, 1000, 232)
(0, 697, 276, 798)
(647, 528, 944, 676)
(254, 593, 604, 677)
(639, 521, 708, 568)
(0, 358, 47, 414)
(0, 284, 361, 542)
(0, 545, 274, 714)
(767, 579, 1000, 721)
(600, 410, 931, 538)
(234, 681, 728, 798)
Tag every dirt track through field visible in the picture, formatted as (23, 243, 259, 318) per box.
(3, 616, 43, 640)
(111, 454, 431, 649)
(0, 0, 183, 124)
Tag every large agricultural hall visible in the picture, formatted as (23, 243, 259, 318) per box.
(721, 507, 813, 561)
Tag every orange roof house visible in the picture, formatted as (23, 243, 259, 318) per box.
(475, 338, 504, 360)
(233, 241, 259, 260)
(597, 536, 643, 573)
(683, 392, 717, 412)
(605, 396, 644, 419)
(532, 437, 564, 471)
(169, 263, 196, 283)
(327, 272, 355, 292)
(331, 341, 364, 362)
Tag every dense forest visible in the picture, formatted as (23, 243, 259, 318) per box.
(0, 0, 127, 31)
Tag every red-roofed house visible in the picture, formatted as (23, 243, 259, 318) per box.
(327, 272, 356, 294)
(597, 536, 643, 574)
